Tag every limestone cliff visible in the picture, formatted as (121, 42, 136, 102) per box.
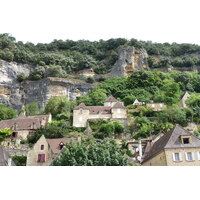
(0, 60, 92, 110)
(110, 47, 149, 77)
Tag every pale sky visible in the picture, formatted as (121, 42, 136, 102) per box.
(1, 0, 200, 44)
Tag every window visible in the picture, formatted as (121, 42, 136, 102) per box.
(37, 154, 45, 163)
(197, 152, 200, 160)
(185, 152, 194, 161)
(12, 132, 17, 138)
(41, 145, 44, 150)
(183, 138, 190, 144)
(172, 153, 182, 162)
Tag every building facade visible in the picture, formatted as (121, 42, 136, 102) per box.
(26, 135, 81, 166)
(142, 124, 200, 166)
(73, 96, 127, 127)
(0, 114, 52, 148)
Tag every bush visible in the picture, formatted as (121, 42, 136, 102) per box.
(17, 73, 26, 82)
(86, 77, 95, 83)
(12, 155, 27, 166)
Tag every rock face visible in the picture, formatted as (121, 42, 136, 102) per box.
(0, 60, 92, 110)
(110, 47, 149, 77)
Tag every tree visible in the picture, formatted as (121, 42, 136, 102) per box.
(47, 65, 68, 78)
(77, 88, 107, 106)
(0, 104, 18, 120)
(44, 96, 75, 120)
(28, 66, 45, 80)
(27, 124, 65, 144)
(0, 128, 12, 142)
(12, 155, 27, 166)
(25, 102, 39, 116)
(157, 107, 188, 126)
(52, 140, 131, 166)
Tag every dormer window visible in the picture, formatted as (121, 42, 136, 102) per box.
(181, 136, 191, 144)
(59, 142, 64, 150)
(41, 145, 44, 150)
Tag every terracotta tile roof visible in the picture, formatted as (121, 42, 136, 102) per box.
(112, 102, 125, 108)
(104, 96, 118, 102)
(46, 137, 80, 154)
(0, 114, 51, 130)
(142, 124, 200, 163)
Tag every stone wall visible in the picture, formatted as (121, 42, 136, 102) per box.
(26, 135, 52, 166)
(142, 151, 167, 166)
(165, 148, 200, 166)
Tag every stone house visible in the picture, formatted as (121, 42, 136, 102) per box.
(26, 135, 81, 166)
(146, 102, 166, 111)
(0, 145, 15, 166)
(180, 92, 190, 108)
(0, 114, 52, 147)
(73, 96, 127, 127)
(142, 124, 200, 166)
(133, 99, 143, 106)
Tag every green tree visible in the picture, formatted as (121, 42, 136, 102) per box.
(25, 102, 39, 116)
(52, 140, 131, 166)
(12, 155, 27, 166)
(0, 104, 18, 120)
(0, 128, 13, 142)
(44, 96, 75, 120)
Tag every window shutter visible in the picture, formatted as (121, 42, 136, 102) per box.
(185, 152, 188, 161)
(37, 154, 40, 162)
(172, 153, 175, 161)
(197, 152, 200, 160)
(192, 152, 195, 161)
(43, 154, 45, 162)
(179, 153, 182, 161)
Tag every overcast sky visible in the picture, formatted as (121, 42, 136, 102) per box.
(1, 0, 200, 44)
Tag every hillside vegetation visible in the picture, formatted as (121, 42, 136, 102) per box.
(1, 33, 200, 81)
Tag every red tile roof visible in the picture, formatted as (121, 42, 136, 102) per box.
(46, 137, 80, 154)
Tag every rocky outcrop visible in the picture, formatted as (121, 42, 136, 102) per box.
(0, 60, 92, 110)
(110, 47, 149, 77)
(23, 77, 92, 108)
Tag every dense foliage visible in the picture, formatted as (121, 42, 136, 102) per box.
(52, 140, 131, 166)
(12, 155, 27, 166)
(1, 33, 200, 81)
(0, 128, 13, 142)
(0, 104, 18, 121)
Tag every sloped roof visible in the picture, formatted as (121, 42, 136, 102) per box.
(104, 96, 118, 102)
(0, 115, 51, 130)
(181, 92, 190, 99)
(142, 124, 200, 163)
(46, 137, 80, 154)
(74, 103, 87, 110)
(0, 146, 15, 166)
(87, 106, 112, 114)
(112, 102, 125, 108)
